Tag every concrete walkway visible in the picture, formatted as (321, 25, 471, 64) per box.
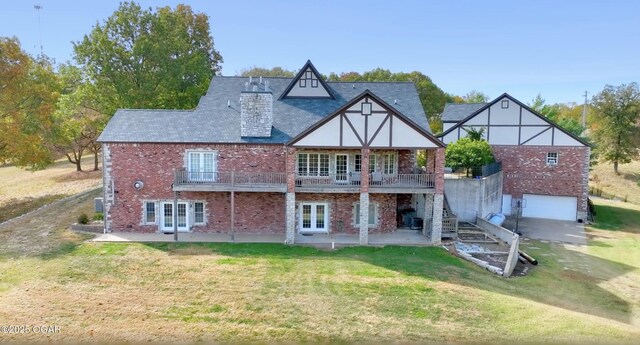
(92, 229, 433, 246)
(502, 217, 587, 245)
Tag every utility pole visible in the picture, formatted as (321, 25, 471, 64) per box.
(34, 4, 43, 56)
(582, 91, 588, 133)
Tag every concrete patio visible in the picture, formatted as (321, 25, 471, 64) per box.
(91, 229, 434, 246)
(502, 217, 587, 245)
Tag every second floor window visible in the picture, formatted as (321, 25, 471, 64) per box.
(355, 154, 377, 173)
(383, 153, 396, 174)
(298, 153, 329, 176)
(188, 151, 216, 180)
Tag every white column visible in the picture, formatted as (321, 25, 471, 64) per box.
(285, 192, 296, 244)
(431, 193, 444, 245)
(359, 192, 369, 245)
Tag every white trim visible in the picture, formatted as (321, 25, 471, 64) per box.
(298, 202, 329, 233)
(159, 201, 190, 233)
(546, 152, 558, 166)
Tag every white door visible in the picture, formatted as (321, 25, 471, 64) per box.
(160, 202, 190, 232)
(502, 194, 512, 216)
(299, 203, 328, 233)
(522, 194, 577, 221)
(335, 154, 348, 183)
(188, 152, 216, 181)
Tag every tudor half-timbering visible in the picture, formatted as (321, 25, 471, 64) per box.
(439, 93, 590, 222)
(98, 60, 448, 244)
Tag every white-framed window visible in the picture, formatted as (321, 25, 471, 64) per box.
(383, 153, 396, 174)
(546, 152, 558, 166)
(194, 202, 205, 224)
(355, 154, 378, 173)
(354, 203, 377, 227)
(299, 202, 329, 232)
(144, 201, 156, 224)
(297, 153, 329, 176)
(188, 151, 217, 181)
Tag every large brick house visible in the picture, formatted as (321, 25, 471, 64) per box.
(439, 94, 591, 222)
(98, 61, 448, 245)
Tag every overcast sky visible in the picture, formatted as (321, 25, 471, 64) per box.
(2, 0, 639, 105)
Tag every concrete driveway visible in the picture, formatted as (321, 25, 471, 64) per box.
(502, 217, 587, 245)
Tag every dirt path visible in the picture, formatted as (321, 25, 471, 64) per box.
(0, 188, 101, 257)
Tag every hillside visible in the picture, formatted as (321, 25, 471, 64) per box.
(590, 160, 640, 205)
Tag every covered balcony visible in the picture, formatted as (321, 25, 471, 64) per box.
(295, 172, 435, 193)
(173, 171, 287, 192)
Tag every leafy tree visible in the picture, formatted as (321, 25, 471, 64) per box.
(445, 137, 495, 177)
(0, 37, 59, 169)
(529, 94, 585, 137)
(238, 66, 295, 77)
(463, 127, 485, 141)
(73, 2, 222, 114)
(50, 65, 107, 171)
(462, 90, 490, 103)
(591, 83, 640, 174)
(326, 69, 448, 133)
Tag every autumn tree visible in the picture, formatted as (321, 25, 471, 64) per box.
(0, 37, 59, 169)
(529, 94, 584, 137)
(591, 83, 640, 174)
(462, 90, 490, 103)
(73, 2, 223, 114)
(326, 68, 448, 132)
(238, 66, 294, 77)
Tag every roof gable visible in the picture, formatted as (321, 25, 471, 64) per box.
(279, 60, 334, 100)
(289, 90, 443, 149)
(438, 93, 589, 147)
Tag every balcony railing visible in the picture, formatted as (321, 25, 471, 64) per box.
(174, 171, 286, 191)
(369, 173, 435, 188)
(295, 172, 435, 189)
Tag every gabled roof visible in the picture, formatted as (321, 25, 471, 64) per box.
(288, 89, 444, 148)
(438, 93, 590, 147)
(441, 103, 486, 122)
(278, 60, 334, 100)
(98, 77, 430, 144)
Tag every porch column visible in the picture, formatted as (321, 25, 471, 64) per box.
(360, 148, 370, 188)
(285, 192, 296, 244)
(431, 193, 443, 245)
(359, 192, 369, 245)
(434, 148, 445, 193)
(422, 194, 434, 236)
(285, 147, 297, 244)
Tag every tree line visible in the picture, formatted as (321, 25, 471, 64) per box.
(1, 1, 638, 174)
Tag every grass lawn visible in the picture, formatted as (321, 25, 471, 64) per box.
(0, 157, 101, 223)
(590, 160, 640, 205)
(1, 194, 639, 342)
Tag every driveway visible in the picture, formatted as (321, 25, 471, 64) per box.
(502, 217, 587, 245)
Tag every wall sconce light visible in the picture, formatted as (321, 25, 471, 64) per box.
(133, 180, 144, 190)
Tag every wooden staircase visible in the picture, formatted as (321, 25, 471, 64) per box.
(441, 194, 458, 239)
(456, 222, 500, 244)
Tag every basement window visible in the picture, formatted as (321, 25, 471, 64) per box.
(354, 203, 378, 227)
(144, 201, 156, 224)
(546, 152, 558, 166)
(194, 202, 205, 224)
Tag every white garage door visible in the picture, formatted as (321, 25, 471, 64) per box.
(522, 194, 577, 221)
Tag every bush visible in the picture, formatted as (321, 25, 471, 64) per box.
(92, 212, 104, 221)
(77, 213, 89, 224)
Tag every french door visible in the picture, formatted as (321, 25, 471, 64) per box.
(299, 203, 328, 233)
(160, 202, 189, 232)
(335, 154, 348, 183)
(188, 151, 216, 181)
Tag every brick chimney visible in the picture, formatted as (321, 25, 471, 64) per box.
(240, 77, 273, 138)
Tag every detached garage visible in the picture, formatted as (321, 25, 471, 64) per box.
(522, 194, 577, 221)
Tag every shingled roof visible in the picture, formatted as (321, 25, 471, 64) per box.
(440, 103, 486, 123)
(98, 77, 430, 144)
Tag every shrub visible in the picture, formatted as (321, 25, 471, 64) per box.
(93, 212, 104, 221)
(77, 213, 89, 224)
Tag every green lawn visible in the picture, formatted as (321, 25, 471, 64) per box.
(0, 196, 639, 342)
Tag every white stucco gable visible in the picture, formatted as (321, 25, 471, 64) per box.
(279, 60, 334, 99)
(289, 91, 444, 149)
(440, 94, 588, 147)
